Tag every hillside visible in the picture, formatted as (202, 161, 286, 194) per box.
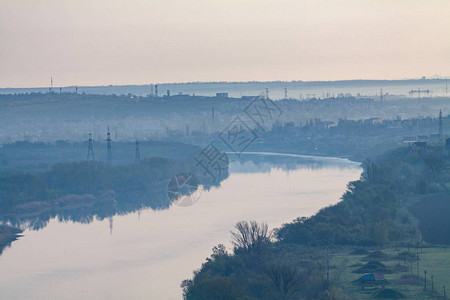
(183, 145, 450, 299)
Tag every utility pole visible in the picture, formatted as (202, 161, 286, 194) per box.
(424, 270, 427, 291)
(416, 246, 420, 278)
(106, 126, 112, 164)
(326, 246, 330, 282)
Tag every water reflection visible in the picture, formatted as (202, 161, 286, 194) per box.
(0, 152, 359, 232)
(0, 152, 361, 300)
(0, 170, 227, 232)
(231, 152, 360, 173)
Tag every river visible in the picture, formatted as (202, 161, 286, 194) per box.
(0, 153, 361, 300)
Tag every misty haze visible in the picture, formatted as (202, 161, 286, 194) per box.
(1, 1, 450, 300)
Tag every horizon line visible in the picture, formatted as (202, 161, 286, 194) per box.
(1, 77, 450, 90)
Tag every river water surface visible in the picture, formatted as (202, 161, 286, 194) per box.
(0, 153, 361, 300)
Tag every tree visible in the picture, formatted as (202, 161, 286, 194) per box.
(267, 264, 301, 300)
(231, 220, 273, 253)
(183, 276, 238, 300)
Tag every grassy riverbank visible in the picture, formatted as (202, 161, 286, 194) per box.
(183, 145, 450, 299)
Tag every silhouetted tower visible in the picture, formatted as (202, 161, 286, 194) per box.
(106, 126, 112, 164)
(265, 88, 269, 99)
(135, 138, 140, 164)
(284, 87, 288, 99)
(75, 86, 78, 93)
(439, 109, 443, 143)
(87, 133, 95, 160)
(211, 107, 215, 133)
(49, 77, 53, 93)
(155, 84, 158, 97)
(380, 88, 383, 102)
(59, 87, 62, 94)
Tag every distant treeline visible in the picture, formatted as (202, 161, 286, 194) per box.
(0, 154, 228, 213)
(0, 140, 200, 172)
(0, 158, 174, 209)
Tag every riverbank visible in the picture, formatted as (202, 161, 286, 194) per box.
(0, 152, 359, 300)
(183, 145, 450, 299)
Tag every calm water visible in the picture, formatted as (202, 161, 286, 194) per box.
(0, 153, 361, 300)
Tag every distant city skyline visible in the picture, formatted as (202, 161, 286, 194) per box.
(1, 0, 449, 88)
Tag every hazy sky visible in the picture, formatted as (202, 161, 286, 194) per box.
(1, 0, 449, 87)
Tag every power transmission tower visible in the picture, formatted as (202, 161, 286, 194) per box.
(135, 138, 140, 164)
(439, 109, 443, 143)
(87, 133, 95, 160)
(106, 126, 112, 164)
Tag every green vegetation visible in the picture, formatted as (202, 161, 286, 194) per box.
(0, 140, 200, 172)
(330, 245, 450, 300)
(0, 158, 174, 209)
(182, 224, 340, 300)
(0, 154, 228, 217)
(183, 145, 450, 299)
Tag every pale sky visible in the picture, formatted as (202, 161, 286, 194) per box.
(1, 0, 449, 88)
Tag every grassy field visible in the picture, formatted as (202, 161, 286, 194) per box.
(330, 245, 450, 299)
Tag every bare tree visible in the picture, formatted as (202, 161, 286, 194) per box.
(231, 220, 273, 253)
